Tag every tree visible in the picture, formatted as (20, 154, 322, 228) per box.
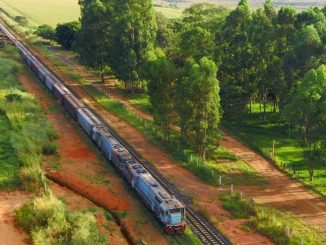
(264, 0, 276, 19)
(74, 0, 111, 82)
(178, 57, 222, 159)
(142, 48, 176, 141)
(15, 16, 28, 26)
(35, 25, 55, 41)
(177, 3, 229, 62)
(55, 21, 80, 50)
(155, 12, 174, 50)
(109, 0, 157, 92)
(284, 65, 326, 180)
(218, 0, 253, 119)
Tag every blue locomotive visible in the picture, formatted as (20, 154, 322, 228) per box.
(0, 23, 186, 234)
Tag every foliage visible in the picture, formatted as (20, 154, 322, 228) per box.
(178, 57, 222, 158)
(55, 21, 80, 49)
(16, 194, 107, 245)
(35, 25, 55, 41)
(143, 48, 176, 141)
(0, 47, 58, 192)
(220, 192, 326, 245)
(14, 16, 28, 26)
(108, 0, 157, 91)
(220, 192, 255, 218)
(284, 65, 326, 180)
(74, 0, 110, 82)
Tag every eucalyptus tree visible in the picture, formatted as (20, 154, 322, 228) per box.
(178, 57, 222, 159)
(109, 0, 157, 92)
(177, 3, 229, 62)
(284, 65, 326, 180)
(218, 0, 253, 119)
(142, 48, 176, 142)
(75, 0, 111, 82)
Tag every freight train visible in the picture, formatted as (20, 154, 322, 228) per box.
(0, 23, 186, 234)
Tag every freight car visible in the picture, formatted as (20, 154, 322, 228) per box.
(0, 23, 186, 234)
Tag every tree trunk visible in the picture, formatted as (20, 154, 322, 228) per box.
(309, 167, 314, 181)
(263, 92, 267, 121)
(249, 99, 252, 114)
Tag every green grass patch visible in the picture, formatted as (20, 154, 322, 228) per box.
(0, 45, 59, 192)
(220, 192, 326, 245)
(16, 193, 107, 244)
(0, 0, 80, 27)
(225, 103, 326, 196)
(0, 113, 20, 190)
(128, 93, 152, 115)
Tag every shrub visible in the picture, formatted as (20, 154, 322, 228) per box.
(42, 142, 58, 155)
(14, 16, 28, 26)
(220, 192, 256, 218)
(45, 127, 60, 141)
(16, 194, 107, 245)
(19, 166, 43, 192)
(5, 93, 22, 102)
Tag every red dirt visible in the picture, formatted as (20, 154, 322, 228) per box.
(19, 70, 168, 244)
(0, 192, 30, 245)
(46, 170, 128, 212)
(63, 148, 93, 159)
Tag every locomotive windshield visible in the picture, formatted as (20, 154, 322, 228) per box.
(169, 208, 185, 225)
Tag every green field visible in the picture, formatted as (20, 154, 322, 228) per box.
(0, 0, 80, 26)
(226, 103, 326, 196)
(0, 0, 182, 28)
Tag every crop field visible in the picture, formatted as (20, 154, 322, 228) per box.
(0, 0, 183, 27)
(0, 0, 80, 26)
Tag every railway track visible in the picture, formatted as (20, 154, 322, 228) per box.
(0, 21, 231, 245)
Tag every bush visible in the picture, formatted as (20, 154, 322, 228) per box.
(45, 127, 60, 141)
(35, 25, 55, 41)
(42, 142, 58, 155)
(16, 194, 107, 245)
(220, 192, 256, 218)
(14, 16, 28, 26)
(19, 166, 44, 192)
(5, 93, 22, 102)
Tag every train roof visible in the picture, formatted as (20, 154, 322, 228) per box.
(53, 82, 71, 94)
(63, 94, 85, 109)
(78, 107, 103, 126)
(140, 173, 184, 210)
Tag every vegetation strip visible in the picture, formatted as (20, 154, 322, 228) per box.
(0, 43, 107, 244)
(220, 192, 326, 245)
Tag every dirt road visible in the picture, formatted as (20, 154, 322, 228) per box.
(0, 192, 29, 245)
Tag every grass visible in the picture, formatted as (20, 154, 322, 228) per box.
(0, 45, 58, 192)
(154, 6, 183, 19)
(16, 193, 107, 244)
(220, 192, 326, 245)
(0, 113, 20, 190)
(128, 93, 152, 115)
(0, 0, 80, 27)
(225, 102, 326, 196)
